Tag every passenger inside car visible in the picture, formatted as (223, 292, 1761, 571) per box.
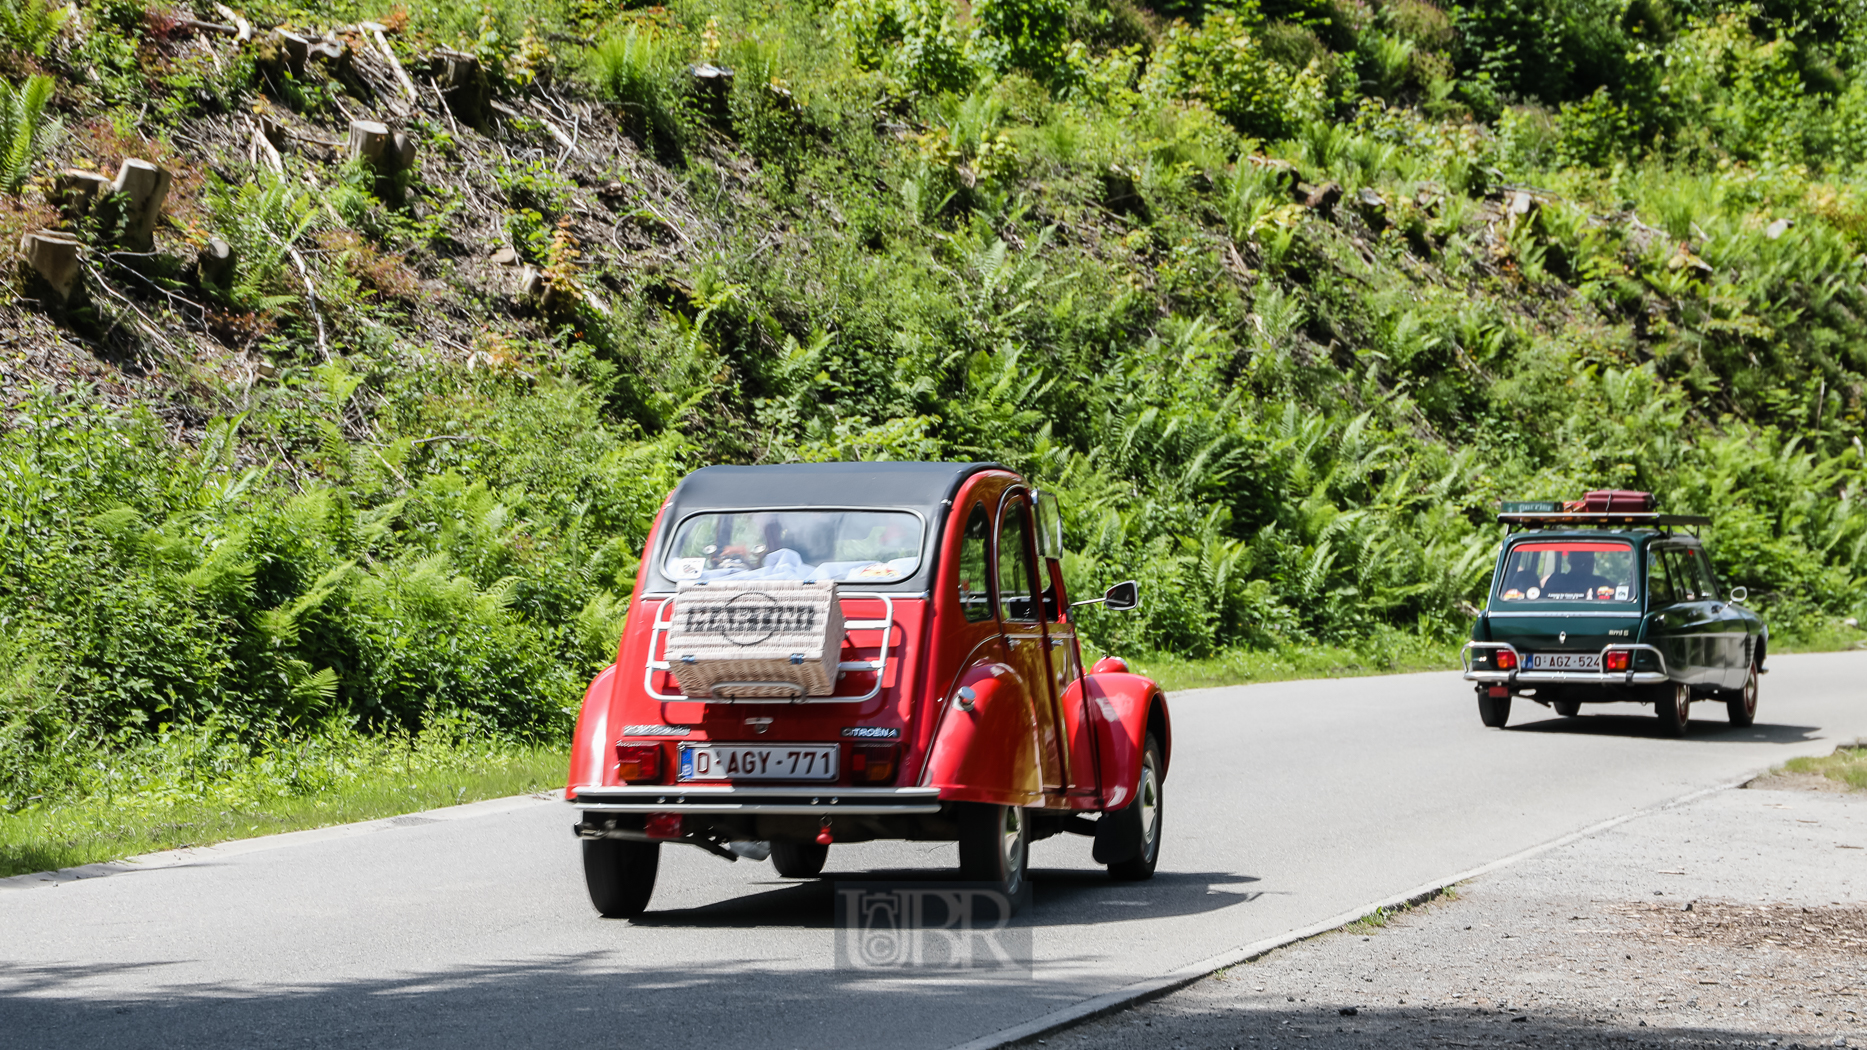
(1542, 550, 1611, 600)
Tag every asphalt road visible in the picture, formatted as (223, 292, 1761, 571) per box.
(4, 651, 1864, 1050)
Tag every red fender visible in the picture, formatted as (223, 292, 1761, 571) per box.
(1070, 671, 1169, 811)
(920, 660, 1044, 807)
(565, 663, 618, 799)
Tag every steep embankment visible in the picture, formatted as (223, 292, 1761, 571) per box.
(1, 0, 1864, 809)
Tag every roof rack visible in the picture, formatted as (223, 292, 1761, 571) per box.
(1498, 511, 1711, 533)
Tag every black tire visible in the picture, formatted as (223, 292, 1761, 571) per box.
(583, 839, 660, 918)
(1725, 661, 1758, 728)
(770, 840, 829, 878)
(1107, 735, 1164, 882)
(956, 801, 1029, 900)
(1553, 698, 1581, 718)
(1478, 689, 1511, 728)
(1655, 682, 1692, 738)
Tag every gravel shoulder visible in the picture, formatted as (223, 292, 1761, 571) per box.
(1044, 778, 1866, 1050)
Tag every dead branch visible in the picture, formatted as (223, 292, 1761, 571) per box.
(362, 21, 420, 104)
(284, 244, 329, 360)
(211, 2, 252, 42)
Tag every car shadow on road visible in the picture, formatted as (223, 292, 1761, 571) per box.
(629, 869, 1261, 930)
(0, 952, 1101, 1050)
(1508, 712, 1824, 743)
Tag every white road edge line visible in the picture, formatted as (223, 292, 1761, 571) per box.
(0, 790, 565, 891)
(943, 770, 1761, 1050)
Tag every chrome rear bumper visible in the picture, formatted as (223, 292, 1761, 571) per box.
(568, 785, 943, 815)
(1460, 641, 1669, 687)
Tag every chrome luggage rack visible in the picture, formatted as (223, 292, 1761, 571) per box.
(643, 594, 896, 703)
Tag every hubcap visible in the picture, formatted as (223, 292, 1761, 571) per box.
(1002, 807, 1024, 883)
(1676, 685, 1691, 723)
(1744, 667, 1758, 716)
(1138, 761, 1160, 858)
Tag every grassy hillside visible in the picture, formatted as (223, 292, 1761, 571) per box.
(2, 0, 1866, 818)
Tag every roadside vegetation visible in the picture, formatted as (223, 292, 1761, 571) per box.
(2, 0, 1867, 865)
(1780, 743, 1867, 791)
(0, 722, 564, 877)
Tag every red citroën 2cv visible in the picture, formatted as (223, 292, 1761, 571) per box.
(566, 462, 1171, 917)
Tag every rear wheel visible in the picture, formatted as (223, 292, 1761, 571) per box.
(770, 840, 829, 878)
(1655, 682, 1692, 738)
(1478, 688, 1511, 728)
(1107, 735, 1164, 882)
(583, 839, 660, 918)
(956, 802, 1029, 900)
(1725, 662, 1759, 728)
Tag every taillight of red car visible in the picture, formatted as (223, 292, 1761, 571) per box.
(1604, 650, 1630, 671)
(1494, 649, 1517, 670)
(616, 743, 663, 783)
(849, 744, 899, 784)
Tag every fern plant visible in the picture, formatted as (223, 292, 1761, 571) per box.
(0, 0, 69, 57)
(0, 74, 58, 195)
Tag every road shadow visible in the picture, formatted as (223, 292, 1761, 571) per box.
(0, 952, 1095, 1050)
(1509, 712, 1824, 743)
(631, 868, 1261, 929)
(2, 960, 1823, 1050)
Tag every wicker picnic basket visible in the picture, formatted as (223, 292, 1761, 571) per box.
(665, 579, 845, 699)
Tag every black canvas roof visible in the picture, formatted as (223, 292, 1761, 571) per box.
(646, 461, 1005, 594)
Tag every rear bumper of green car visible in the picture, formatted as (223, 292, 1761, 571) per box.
(1460, 641, 1671, 687)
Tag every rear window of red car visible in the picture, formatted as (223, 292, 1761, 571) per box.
(1495, 540, 1637, 603)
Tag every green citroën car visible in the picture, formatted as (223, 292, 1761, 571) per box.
(1462, 492, 1767, 737)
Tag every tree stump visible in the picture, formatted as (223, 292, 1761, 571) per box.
(112, 160, 172, 251)
(198, 237, 236, 291)
(390, 130, 416, 172)
(19, 231, 83, 302)
(689, 63, 733, 126)
(51, 169, 116, 224)
(348, 119, 392, 167)
(432, 48, 488, 126)
(274, 30, 311, 77)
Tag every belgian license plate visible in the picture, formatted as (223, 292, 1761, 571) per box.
(1528, 652, 1600, 671)
(679, 744, 839, 782)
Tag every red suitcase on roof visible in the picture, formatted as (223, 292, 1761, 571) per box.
(1580, 490, 1656, 512)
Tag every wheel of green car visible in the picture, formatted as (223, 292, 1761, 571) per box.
(770, 840, 829, 878)
(1553, 698, 1581, 717)
(1107, 735, 1164, 882)
(1725, 661, 1759, 728)
(1655, 682, 1692, 738)
(957, 801, 1029, 901)
(1477, 688, 1511, 728)
(583, 839, 660, 918)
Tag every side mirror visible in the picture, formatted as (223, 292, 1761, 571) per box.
(1729, 585, 1747, 604)
(1102, 580, 1139, 611)
(1071, 579, 1140, 611)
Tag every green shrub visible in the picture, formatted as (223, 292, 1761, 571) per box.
(969, 0, 1075, 88)
(0, 74, 56, 194)
(587, 25, 684, 151)
(0, 0, 67, 56)
(1140, 10, 1328, 139)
